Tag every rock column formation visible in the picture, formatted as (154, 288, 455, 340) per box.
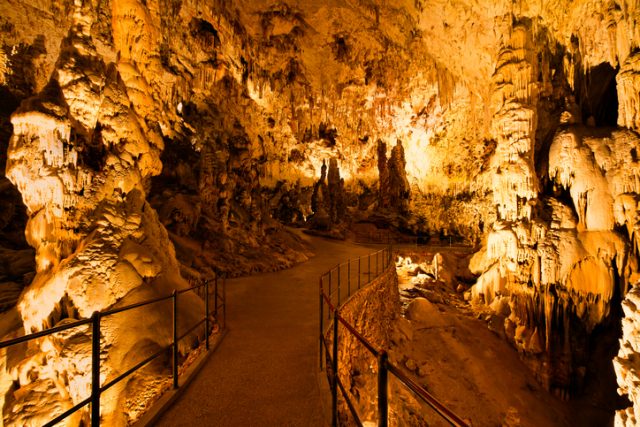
(1, 0, 640, 423)
(470, 17, 640, 401)
(377, 139, 411, 215)
(489, 24, 538, 222)
(310, 158, 346, 230)
(3, 4, 202, 425)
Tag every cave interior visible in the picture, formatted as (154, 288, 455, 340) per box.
(1, 0, 640, 426)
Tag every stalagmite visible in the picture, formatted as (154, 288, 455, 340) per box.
(0, 0, 640, 424)
(4, 4, 203, 424)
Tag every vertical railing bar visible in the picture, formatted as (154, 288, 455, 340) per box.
(368, 254, 371, 283)
(205, 279, 210, 351)
(332, 309, 339, 427)
(172, 290, 179, 390)
(223, 274, 227, 330)
(378, 351, 388, 427)
(319, 277, 324, 371)
(358, 256, 361, 289)
(91, 312, 101, 427)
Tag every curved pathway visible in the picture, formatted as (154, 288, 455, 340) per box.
(156, 233, 376, 427)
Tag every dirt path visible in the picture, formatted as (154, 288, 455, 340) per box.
(156, 233, 375, 427)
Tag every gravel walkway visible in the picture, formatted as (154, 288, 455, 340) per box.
(155, 233, 375, 427)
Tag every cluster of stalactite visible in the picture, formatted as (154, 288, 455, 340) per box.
(470, 15, 640, 409)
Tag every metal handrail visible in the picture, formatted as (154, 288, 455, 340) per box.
(44, 396, 93, 427)
(0, 275, 227, 426)
(0, 317, 93, 349)
(319, 247, 469, 427)
(386, 363, 468, 426)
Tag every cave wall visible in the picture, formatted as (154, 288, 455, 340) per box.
(0, 0, 640, 424)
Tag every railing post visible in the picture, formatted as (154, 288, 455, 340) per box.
(332, 309, 339, 427)
(329, 272, 332, 306)
(205, 279, 210, 351)
(172, 290, 179, 389)
(319, 277, 324, 371)
(378, 351, 388, 427)
(347, 259, 351, 297)
(368, 254, 371, 283)
(223, 274, 226, 330)
(358, 257, 361, 289)
(376, 250, 379, 275)
(91, 311, 101, 427)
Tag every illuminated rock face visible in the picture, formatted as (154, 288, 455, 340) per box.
(3, 5, 204, 425)
(377, 139, 411, 215)
(472, 126, 640, 394)
(0, 0, 640, 423)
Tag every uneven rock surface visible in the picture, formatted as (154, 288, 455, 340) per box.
(326, 259, 399, 425)
(1, 0, 640, 424)
(396, 249, 628, 426)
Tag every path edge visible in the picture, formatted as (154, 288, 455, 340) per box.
(134, 329, 229, 427)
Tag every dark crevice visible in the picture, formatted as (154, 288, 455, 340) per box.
(581, 62, 619, 127)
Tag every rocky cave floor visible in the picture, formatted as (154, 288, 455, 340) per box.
(0, 229, 629, 426)
(159, 238, 628, 427)
(391, 247, 624, 427)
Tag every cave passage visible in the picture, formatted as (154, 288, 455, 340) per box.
(2, 1, 640, 425)
(156, 233, 374, 425)
(582, 62, 619, 127)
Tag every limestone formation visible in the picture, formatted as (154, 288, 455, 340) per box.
(377, 139, 390, 209)
(309, 158, 346, 230)
(2, 5, 206, 424)
(327, 158, 346, 224)
(0, 0, 640, 424)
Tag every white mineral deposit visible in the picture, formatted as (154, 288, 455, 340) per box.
(0, 0, 639, 426)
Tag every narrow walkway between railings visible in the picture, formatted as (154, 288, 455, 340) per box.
(156, 231, 378, 426)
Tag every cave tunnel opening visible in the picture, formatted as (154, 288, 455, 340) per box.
(571, 256, 630, 425)
(581, 63, 619, 127)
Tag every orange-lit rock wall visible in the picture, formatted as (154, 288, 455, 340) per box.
(1, 0, 640, 423)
